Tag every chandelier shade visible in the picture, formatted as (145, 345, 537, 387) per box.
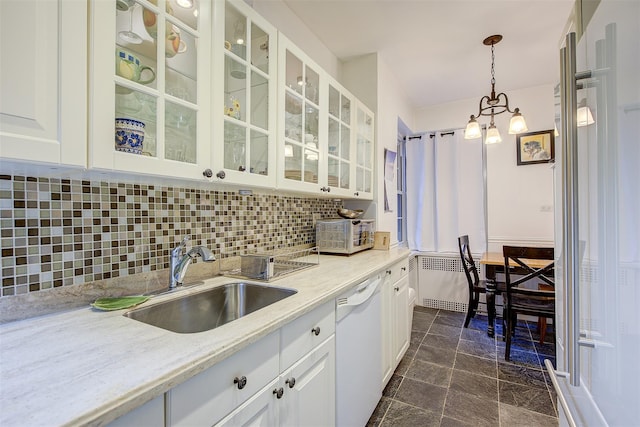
(577, 99, 595, 126)
(485, 123, 502, 144)
(464, 35, 528, 144)
(464, 116, 482, 139)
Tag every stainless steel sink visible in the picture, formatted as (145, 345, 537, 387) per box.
(124, 282, 297, 333)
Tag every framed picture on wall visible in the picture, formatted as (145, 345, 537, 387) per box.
(516, 130, 555, 165)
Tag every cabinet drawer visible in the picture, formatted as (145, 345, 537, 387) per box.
(280, 301, 335, 371)
(384, 257, 409, 285)
(168, 331, 279, 427)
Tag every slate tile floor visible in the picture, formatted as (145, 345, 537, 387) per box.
(368, 307, 558, 427)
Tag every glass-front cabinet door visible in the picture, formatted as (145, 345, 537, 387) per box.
(326, 78, 354, 198)
(277, 34, 326, 195)
(90, 0, 211, 179)
(354, 103, 374, 199)
(211, 0, 277, 187)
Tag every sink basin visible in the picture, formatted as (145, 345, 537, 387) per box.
(124, 282, 297, 333)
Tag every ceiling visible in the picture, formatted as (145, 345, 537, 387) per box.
(280, 0, 575, 109)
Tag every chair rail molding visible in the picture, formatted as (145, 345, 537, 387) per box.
(488, 236, 554, 251)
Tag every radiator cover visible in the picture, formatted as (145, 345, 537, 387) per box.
(416, 255, 474, 313)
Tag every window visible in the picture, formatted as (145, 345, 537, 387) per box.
(396, 133, 407, 246)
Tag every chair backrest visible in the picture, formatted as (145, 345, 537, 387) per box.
(502, 246, 555, 298)
(458, 235, 479, 288)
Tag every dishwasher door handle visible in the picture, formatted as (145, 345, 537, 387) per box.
(338, 276, 382, 308)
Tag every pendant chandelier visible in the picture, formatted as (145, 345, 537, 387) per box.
(464, 35, 528, 144)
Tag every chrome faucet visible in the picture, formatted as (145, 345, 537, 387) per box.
(169, 236, 216, 290)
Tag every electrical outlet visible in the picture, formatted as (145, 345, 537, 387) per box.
(540, 205, 553, 212)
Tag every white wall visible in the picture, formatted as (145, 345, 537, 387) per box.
(414, 84, 556, 251)
(251, 0, 340, 79)
(341, 54, 416, 246)
(373, 55, 416, 245)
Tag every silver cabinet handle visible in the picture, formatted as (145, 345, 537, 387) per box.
(544, 360, 577, 427)
(561, 32, 581, 387)
(273, 387, 284, 399)
(285, 377, 296, 388)
(311, 326, 321, 336)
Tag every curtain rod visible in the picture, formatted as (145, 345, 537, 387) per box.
(406, 125, 488, 141)
(406, 130, 456, 140)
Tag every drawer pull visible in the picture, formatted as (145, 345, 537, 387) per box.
(273, 387, 284, 399)
(286, 377, 296, 388)
(394, 286, 400, 292)
(401, 267, 407, 272)
(311, 326, 321, 336)
(386, 270, 392, 275)
(234, 376, 247, 390)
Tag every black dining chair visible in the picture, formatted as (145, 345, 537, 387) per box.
(502, 246, 555, 361)
(458, 235, 505, 329)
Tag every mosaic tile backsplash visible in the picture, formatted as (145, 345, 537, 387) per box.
(0, 175, 340, 298)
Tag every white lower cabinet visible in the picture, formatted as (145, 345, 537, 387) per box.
(166, 301, 336, 427)
(167, 331, 280, 426)
(217, 336, 335, 427)
(391, 275, 410, 367)
(381, 258, 410, 387)
(215, 378, 280, 427)
(278, 336, 335, 426)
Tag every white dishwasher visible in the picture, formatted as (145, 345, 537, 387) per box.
(335, 273, 383, 427)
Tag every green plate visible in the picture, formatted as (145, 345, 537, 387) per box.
(91, 296, 150, 311)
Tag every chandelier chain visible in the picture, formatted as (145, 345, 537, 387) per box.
(490, 43, 496, 86)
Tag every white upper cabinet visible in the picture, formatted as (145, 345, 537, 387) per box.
(0, 0, 87, 168)
(354, 102, 375, 199)
(210, 0, 277, 188)
(277, 34, 325, 195)
(325, 78, 355, 198)
(277, 34, 374, 199)
(89, 0, 211, 180)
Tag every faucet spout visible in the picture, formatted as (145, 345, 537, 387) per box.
(169, 237, 216, 290)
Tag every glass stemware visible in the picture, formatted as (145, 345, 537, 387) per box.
(118, 3, 143, 44)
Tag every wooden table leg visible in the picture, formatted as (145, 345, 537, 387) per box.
(486, 281, 496, 337)
(484, 264, 498, 337)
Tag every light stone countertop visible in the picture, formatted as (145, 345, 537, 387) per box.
(0, 247, 410, 427)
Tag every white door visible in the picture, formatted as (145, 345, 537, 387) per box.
(214, 378, 279, 427)
(0, 0, 86, 167)
(392, 275, 410, 367)
(554, 1, 640, 425)
(279, 336, 335, 427)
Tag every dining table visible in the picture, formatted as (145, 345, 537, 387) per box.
(480, 251, 554, 337)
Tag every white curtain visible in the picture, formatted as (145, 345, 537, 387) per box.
(406, 129, 486, 253)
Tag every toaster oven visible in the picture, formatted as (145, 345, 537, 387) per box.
(315, 219, 375, 255)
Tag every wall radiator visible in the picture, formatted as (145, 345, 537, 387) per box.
(415, 254, 490, 314)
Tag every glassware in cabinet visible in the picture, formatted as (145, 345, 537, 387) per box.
(355, 105, 374, 197)
(326, 82, 353, 193)
(282, 47, 320, 186)
(215, 0, 276, 184)
(90, 0, 210, 177)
